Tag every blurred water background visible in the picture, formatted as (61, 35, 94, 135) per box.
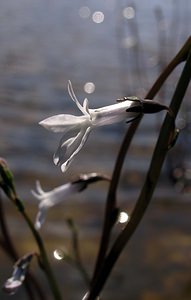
(0, 0, 191, 299)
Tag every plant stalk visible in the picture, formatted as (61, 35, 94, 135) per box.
(88, 45, 191, 300)
(91, 36, 191, 287)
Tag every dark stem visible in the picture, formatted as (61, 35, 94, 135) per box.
(0, 193, 45, 300)
(87, 48, 191, 300)
(21, 207, 62, 300)
(0, 192, 19, 260)
(4, 192, 62, 300)
(67, 218, 90, 286)
(91, 36, 191, 287)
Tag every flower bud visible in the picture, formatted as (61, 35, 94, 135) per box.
(0, 158, 16, 200)
(141, 99, 170, 114)
(3, 253, 34, 295)
(126, 98, 170, 114)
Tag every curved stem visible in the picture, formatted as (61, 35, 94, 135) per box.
(3, 193, 62, 300)
(20, 207, 62, 300)
(0, 193, 46, 300)
(88, 48, 191, 299)
(0, 194, 35, 300)
(91, 36, 191, 287)
(67, 218, 90, 286)
(0, 192, 19, 260)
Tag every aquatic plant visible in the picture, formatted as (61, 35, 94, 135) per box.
(0, 36, 191, 300)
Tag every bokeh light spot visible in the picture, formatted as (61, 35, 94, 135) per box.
(79, 6, 91, 19)
(123, 6, 135, 19)
(53, 249, 64, 260)
(118, 211, 129, 224)
(92, 11, 104, 24)
(84, 82, 95, 94)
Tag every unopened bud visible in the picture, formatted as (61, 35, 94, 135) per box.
(0, 158, 16, 200)
(141, 99, 170, 114)
(72, 173, 110, 191)
(126, 98, 170, 114)
(3, 253, 34, 295)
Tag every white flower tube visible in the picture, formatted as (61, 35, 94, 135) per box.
(40, 81, 137, 172)
(40, 81, 171, 172)
(32, 173, 109, 229)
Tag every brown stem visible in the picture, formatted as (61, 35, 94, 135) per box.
(90, 36, 191, 291)
(0, 193, 45, 300)
(88, 47, 191, 300)
(67, 218, 90, 286)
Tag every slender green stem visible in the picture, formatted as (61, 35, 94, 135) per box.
(20, 207, 62, 300)
(87, 49, 191, 300)
(0, 192, 46, 300)
(0, 162, 62, 300)
(91, 36, 191, 287)
(67, 218, 90, 286)
(0, 192, 19, 260)
(0, 194, 36, 300)
(3, 192, 62, 300)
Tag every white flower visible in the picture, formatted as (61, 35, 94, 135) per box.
(32, 173, 109, 229)
(40, 81, 170, 172)
(39, 81, 138, 172)
(3, 253, 34, 295)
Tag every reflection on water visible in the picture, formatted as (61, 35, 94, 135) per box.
(84, 82, 95, 94)
(0, 0, 191, 299)
(122, 6, 135, 20)
(53, 249, 65, 261)
(79, 6, 91, 19)
(117, 211, 129, 224)
(92, 11, 105, 24)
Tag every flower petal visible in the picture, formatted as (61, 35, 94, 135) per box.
(3, 253, 34, 295)
(39, 114, 82, 133)
(54, 126, 91, 172)
(35, 205, 48, 230)
(35, 180, 44, 195)
(68, 80, 89, 116)
(31, 181, 45, 201)
(31, 189, 42, 201)
(83, 98, 91, 116)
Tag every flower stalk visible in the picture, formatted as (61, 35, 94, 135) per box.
(90, 36, 191, 288)
(87, 47, 191, 300)
(0, 163, 62, 300)
(66, 218, 90, 286)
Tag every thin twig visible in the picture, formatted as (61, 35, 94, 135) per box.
(88, 48, 191, 300)
(67, 218, 90, 286)
(20, 206, 62, 300)
(0, 179, 62, 300)
(91, 36, 191, 288)
(0, 192, 19, 260)
(0, 192, 46, 300)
